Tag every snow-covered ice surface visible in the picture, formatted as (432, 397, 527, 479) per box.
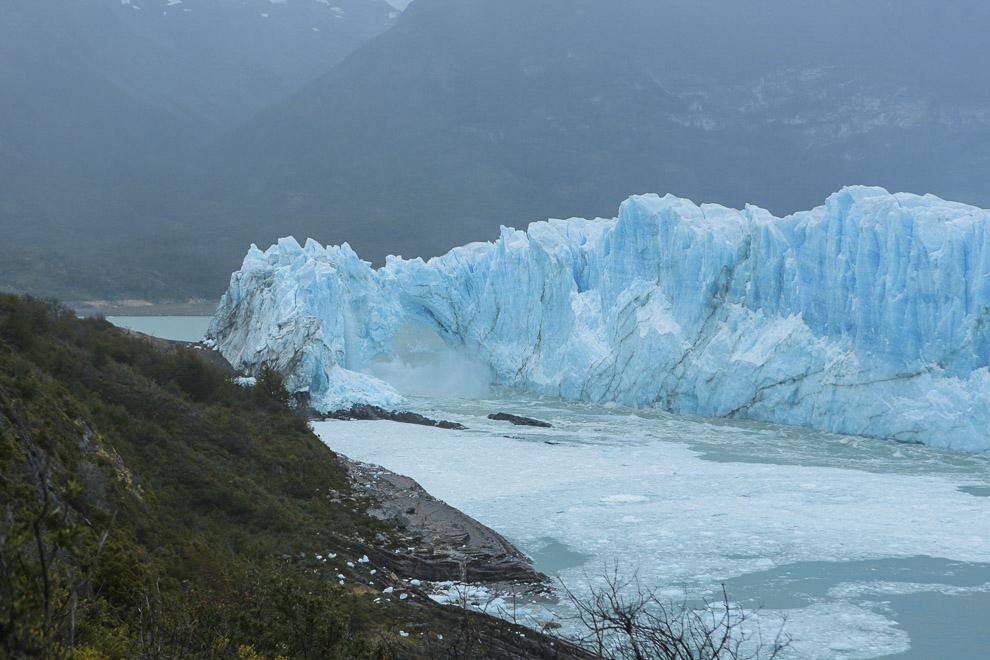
(211, 187, 990, 451)
(314, 393, 990, 659)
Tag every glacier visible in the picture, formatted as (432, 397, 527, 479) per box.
(208, 186, 990, 451)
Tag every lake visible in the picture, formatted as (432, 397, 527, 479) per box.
(107, 316, 213, 343)
(315, 395, 990, 659)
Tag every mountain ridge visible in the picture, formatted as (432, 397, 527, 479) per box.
(144, 0, 990, 293)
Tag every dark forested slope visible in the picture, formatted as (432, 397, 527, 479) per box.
(0, 294, 574, 658)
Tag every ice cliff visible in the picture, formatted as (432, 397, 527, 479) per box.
(209, 187, 990, 451)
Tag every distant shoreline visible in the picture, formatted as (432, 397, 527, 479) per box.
(68, 300, 218, 318)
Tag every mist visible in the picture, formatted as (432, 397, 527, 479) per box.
(368, 323, 493, 400)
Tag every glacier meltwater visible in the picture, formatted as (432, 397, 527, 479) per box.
(209, 187, 990, 451)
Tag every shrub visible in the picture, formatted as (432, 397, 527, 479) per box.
(255, 365, 291, 407)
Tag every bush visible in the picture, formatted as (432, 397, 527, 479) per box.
(559, 567, 789, 660)
(170, 348, 226, 403)
(255, 365, 290, 407)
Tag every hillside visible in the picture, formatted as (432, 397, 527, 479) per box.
(0, 294, 575, 658)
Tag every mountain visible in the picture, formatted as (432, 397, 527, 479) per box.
(210, 187, 990, 451)
(5, 0, 990, 300)
(150, 0, 990, 296)
(0, 0, 399, 299)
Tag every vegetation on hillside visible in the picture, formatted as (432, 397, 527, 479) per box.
(0, 294, 571, 659)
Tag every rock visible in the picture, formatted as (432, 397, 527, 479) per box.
(341, 455, 549, 591)
(327, 404, 466, 430)
(488, 412, 552, 428)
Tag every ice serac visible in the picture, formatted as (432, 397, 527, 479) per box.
(209, 187, 990, 451)
(208, 238, 405, 410)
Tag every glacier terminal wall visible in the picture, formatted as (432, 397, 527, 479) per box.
(209, 187, 990, 451)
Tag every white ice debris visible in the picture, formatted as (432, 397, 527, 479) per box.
(210, 187, 990, 451)
(603, 494, 649, 503)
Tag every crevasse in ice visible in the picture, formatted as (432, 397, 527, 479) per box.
(208, 187, 990, 451)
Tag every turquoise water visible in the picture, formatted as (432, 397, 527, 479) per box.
(527, 537, 592, 575)
(723, 557, 990, 659)
(107, 316, 212, 343)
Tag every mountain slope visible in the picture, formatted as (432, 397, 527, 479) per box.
(163, 0, 990, 289)
(0, 294, 575, 658)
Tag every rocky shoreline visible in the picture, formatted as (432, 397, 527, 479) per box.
(71, 299, 218, 317)
(342, 455, 552, 598)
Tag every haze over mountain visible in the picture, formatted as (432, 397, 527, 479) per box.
(0, 0, 398, 298)
(5, 0, 990, 300)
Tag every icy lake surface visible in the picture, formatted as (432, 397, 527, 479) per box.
(107, 316, 212, 342)
(314, 395, 990, 659)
